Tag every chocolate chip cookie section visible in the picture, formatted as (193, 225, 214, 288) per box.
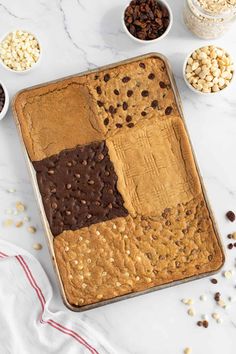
(86, 56, 178, 137)
(33, 141, 128, 236)
(54, 196, 223, 307)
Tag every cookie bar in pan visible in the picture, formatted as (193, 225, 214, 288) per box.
(13, 53, 224, 310)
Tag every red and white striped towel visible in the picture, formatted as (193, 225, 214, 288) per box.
(0, 240, 115, 354)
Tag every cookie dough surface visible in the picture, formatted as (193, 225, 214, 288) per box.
(54, 196, 223, 307)
(15, 79, 103, 161)
(107, 117, 201, 217)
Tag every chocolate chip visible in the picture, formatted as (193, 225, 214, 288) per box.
(165, 106, 173, 115)
(148, 73, 155, 80)
(114, 89, 119, 95)
(127, 123, 134, 128)
(139, 63, 145, 69)
(104, 118, 109, 126)
(104, 74, 110, 82)
(127, 90, 133, 97)
(226, 210, 235, 222)
(141, 111, 147, 116)
(123, 102, 128, 110)
(151, 100, 158, 109)
(210, 278, 218, 284)
(234, 243, 236, 247)
(159, 81, 167, 88)
(208, 254, 213, 261)
(202, 320, 209, 328)
(197, 321, 203, 327)
(214, 292, 220, 301)
(116, 123, 123, 128)
(122, 76, 131, 83)
(228, 243, 233, 249)
(97, 100, 104, 107)
(109, 105, 115, 114)
(227, 234, 232, 239)
(186, 210, 192, 215)
(96, 86, 102, 94)
(141, 90, 149, 97)
(126, 115, 132, 122)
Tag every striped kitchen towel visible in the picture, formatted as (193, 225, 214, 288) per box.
(0, 240, 115, 354)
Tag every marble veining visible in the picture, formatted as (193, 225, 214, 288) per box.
(0, 0, 236, 353)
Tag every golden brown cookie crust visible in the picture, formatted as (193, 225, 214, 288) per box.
(107, 116, 201, 217)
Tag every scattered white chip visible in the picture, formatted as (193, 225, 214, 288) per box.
(187, 308, 195, 317)
(200, 294, 207, 302)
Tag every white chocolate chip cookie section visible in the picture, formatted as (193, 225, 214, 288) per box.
(0, 30, 41, 73)
(183, 45, 234, 94)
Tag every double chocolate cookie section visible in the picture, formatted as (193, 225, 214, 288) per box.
(33, 141, 128, 236)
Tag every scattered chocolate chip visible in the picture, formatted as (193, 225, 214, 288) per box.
(165, 106, 173, 115)
(226, 210, 235, 222)
(127, 90, 133, 97)
(126, 115, 132, 122)
(139, 62, 145, 69)
(104, 118, 109, 126)
(109, 105, 115, 114)
(116, 123, 123, 128)
(151, 100, 158, 109)
(228, 243, 233, 249)
(186, 210, 192, 215)
(94, 75, 99, 80)
(159, 81, 167, 88)
(227, 234, 232, 239)
(114, 89, 119, 95)
(214, 292, 221, 302)
(122, 76, 131, 83)
(197, 321, 203, 327)
(127, 122, 134, 128)
(141, 90, 149, 97)
(141, 111, 147, 116)
(104, 74, 110, 82)
(210, 278, 218, 284)
(97, 100, 104, 107)
(123, 102, 128, 110)
(96, 86, 102, 94)
(148, 73, 155, 80)
(202, 320, 209, 328)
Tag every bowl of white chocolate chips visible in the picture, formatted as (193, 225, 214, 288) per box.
(183, 45, 234, 94)
(0, 30, 41, 73)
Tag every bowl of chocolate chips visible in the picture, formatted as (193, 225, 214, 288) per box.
(0, 81, 9, 121)
(123, 0, 173, 43)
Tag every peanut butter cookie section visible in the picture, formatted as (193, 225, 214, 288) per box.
(54, 195, 223, 307)
(107, 116, 201, 217)
(86, 56, 178, 137)
(33, 141, 128, 236)
(15, 78, 103, 161)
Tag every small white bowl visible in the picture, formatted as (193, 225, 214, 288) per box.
(0, 80, 9, 120)
(0, 30, 41, 74)
(183, 46, 234, 95)
(122, 0, 173, 44)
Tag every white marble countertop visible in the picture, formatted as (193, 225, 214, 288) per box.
(0, 1, 236, 353)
